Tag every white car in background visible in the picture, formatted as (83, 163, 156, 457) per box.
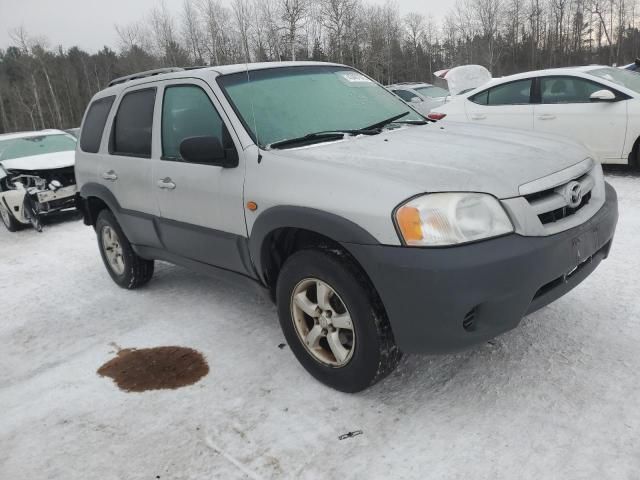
(387, 82, 450, 115)
(0, 130, 78, 232)
(388, 66, 492, 117)
(429, 66, 640, 166)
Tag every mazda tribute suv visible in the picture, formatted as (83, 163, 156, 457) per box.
(75, 62, 618, 392)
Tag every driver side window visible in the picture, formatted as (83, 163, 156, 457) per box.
(540, 77, 605, 104)
(161, 85, 225, 161)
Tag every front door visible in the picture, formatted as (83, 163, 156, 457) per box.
(152, 79, 248, 274)
(533, 76, 628, 162)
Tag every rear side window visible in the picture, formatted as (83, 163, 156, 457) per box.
(80, 96, 115, 153)
(111, 88, 156, 157)
(472, 79, 532, 106)
(470, 90, 489, 105)
(161, 85, 225, 160)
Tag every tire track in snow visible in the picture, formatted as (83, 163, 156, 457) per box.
(204, 436, 264, 480)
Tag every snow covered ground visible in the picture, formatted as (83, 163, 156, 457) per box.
(1, 171, 639, 480)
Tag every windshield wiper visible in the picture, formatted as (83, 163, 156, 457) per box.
(267, 129, 380, 150)
(363, 111, 412, 130)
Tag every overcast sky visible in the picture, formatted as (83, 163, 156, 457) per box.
(0, 0, 453, 52)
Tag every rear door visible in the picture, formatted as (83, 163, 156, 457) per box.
(102, 85, 162, 248)
(152, 79, 248, 273)
(465, 78, 535, 130)
(77, 95, 116, 194)
(533, 75, 628, 161)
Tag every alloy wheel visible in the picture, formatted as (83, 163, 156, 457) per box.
(290, 278, 356, 367)
(101, 225, 125, 275)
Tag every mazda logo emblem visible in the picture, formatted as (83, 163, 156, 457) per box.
(564, 181, 583, 209)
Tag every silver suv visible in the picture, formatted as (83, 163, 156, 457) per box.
(75, 62, 618, 392)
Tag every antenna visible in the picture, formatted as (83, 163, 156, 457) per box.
(243, 43, 260, 150)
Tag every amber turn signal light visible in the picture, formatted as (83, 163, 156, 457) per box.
(396, 206, 423, 243)
(246, 201, 258, 211)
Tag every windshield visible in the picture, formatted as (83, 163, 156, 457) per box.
(415, 86, 449, 98)
(0, 134, 76, 161)
(218, 65, 423, 148)
(588, 67, 640, 94)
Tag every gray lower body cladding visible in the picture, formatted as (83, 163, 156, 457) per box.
(345, 182, 619, 354)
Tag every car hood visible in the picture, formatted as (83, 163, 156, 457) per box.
(272, 123, 592, 199)
(0, 150, 75, 171)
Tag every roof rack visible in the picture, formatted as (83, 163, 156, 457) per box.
(108, 67, 185, 87)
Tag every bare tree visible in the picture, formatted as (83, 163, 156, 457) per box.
(281, 0, 308, 60)
(405, 12, 425, 78)
(258, 0, 284, 61)
(232, 0, 254, 62)
(182, 0, 205, 64)
(321, 0, 358, 63)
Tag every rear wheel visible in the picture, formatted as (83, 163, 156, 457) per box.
(96, 209, 154, 289)
(276, 248, 401, 393)
(0, 202, 20, 232)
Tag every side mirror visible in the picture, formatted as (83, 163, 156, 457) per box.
(590, 90, 617, 102)
(410, 97, 422, 104)
(179, 136, 238, 168)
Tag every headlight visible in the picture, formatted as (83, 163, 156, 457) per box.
(394, 193, 514, 246)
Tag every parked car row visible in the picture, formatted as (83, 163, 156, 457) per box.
(72, 62, 618, 392)
(429, 66, 640, 167)
(389, 64, 640, 167)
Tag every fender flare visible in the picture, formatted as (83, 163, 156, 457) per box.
(81, 183, 122, 211)
(248, 206, 380, 283)
(79, 182, 127, 229)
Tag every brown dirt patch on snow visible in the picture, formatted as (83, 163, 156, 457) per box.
(97, 346, 209, 392)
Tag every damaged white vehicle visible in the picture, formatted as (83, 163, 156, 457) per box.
(0, 130, 78, 232)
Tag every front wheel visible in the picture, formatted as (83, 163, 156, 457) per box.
(276, 248, 401, 393)
(0, 201, 20, 232)
(96, 209, 154, 289)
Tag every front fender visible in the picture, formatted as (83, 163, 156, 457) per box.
(248, 205, 380, 283)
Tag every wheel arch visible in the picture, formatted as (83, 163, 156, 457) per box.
(628, 134, 640, 168)
(249, 206, 380, 290)
(79, 183, 121, 227)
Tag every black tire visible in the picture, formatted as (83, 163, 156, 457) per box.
(0, 202, 20, 232)
(276, 248, 401, 393)
(95, 209, 154, 289)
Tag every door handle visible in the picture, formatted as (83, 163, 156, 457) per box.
(102, 170, 118, 181)
(471, 114, 487, 120)
(537, 114, 556, 120)
(157, 177, 176, 190)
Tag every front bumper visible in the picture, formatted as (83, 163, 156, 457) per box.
(346, 182, 618, 354)
(1, 185, 77, 225)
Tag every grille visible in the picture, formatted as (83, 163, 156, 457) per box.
(525, 172, 595, 226)
(37, 196, 76, 213)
